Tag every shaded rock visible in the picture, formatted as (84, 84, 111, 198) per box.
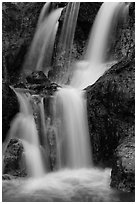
(3, 138, 26, 177)
(26, 71, 50, 85)
(2, 82, 19, 142)
(111, 127, 135, 192)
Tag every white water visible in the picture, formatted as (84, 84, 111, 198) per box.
(54, 87, 92, 169)
(3, 168, 120, 202)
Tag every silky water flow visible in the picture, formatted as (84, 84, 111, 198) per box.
(2, 2, 131, 202)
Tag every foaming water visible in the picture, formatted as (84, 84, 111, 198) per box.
(3, 168, 120, 202)
(54, 87, 92, 169)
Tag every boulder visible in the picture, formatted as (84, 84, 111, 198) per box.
(3, 138, 26, 177)
(26, 71, 50, 85)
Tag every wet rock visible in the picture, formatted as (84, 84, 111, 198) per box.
(3, 138, 27, 177)
(2, 82, 19, 142)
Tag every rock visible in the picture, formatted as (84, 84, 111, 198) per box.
(86, 57, 134, 165)
(86, 57, 134, 191)
(24, 71, 52, 94)
(3, 138, 26, 177)
(111, 127, 135, 192)
(2, 82, 19, 142)
(26, 71, 50, 85)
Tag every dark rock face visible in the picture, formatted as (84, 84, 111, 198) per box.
(2, 82, 19, 142)
(111, 128, 135, 192)
(3, 138, 26, 177)
(86, 57, 135, 191)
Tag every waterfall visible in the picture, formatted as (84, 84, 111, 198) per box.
(4, 2, 129, 174)
(71, 2, 128, 89)
(2, 2, 133, 202)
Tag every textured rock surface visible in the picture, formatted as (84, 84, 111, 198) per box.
(26, 71, 50, 85)
(3, 138, 26, 177)
(111, 127, 135, 192)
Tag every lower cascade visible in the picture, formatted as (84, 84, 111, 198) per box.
(2, 1, 134, 202)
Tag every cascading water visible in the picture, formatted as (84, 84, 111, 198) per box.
(3, 91, 46, 178)
(54, 2, 128, 169)
(3, 2, 132, 202)
(71, 2, 128, 89)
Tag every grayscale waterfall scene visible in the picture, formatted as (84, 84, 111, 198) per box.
(2, 2, 135, 202)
